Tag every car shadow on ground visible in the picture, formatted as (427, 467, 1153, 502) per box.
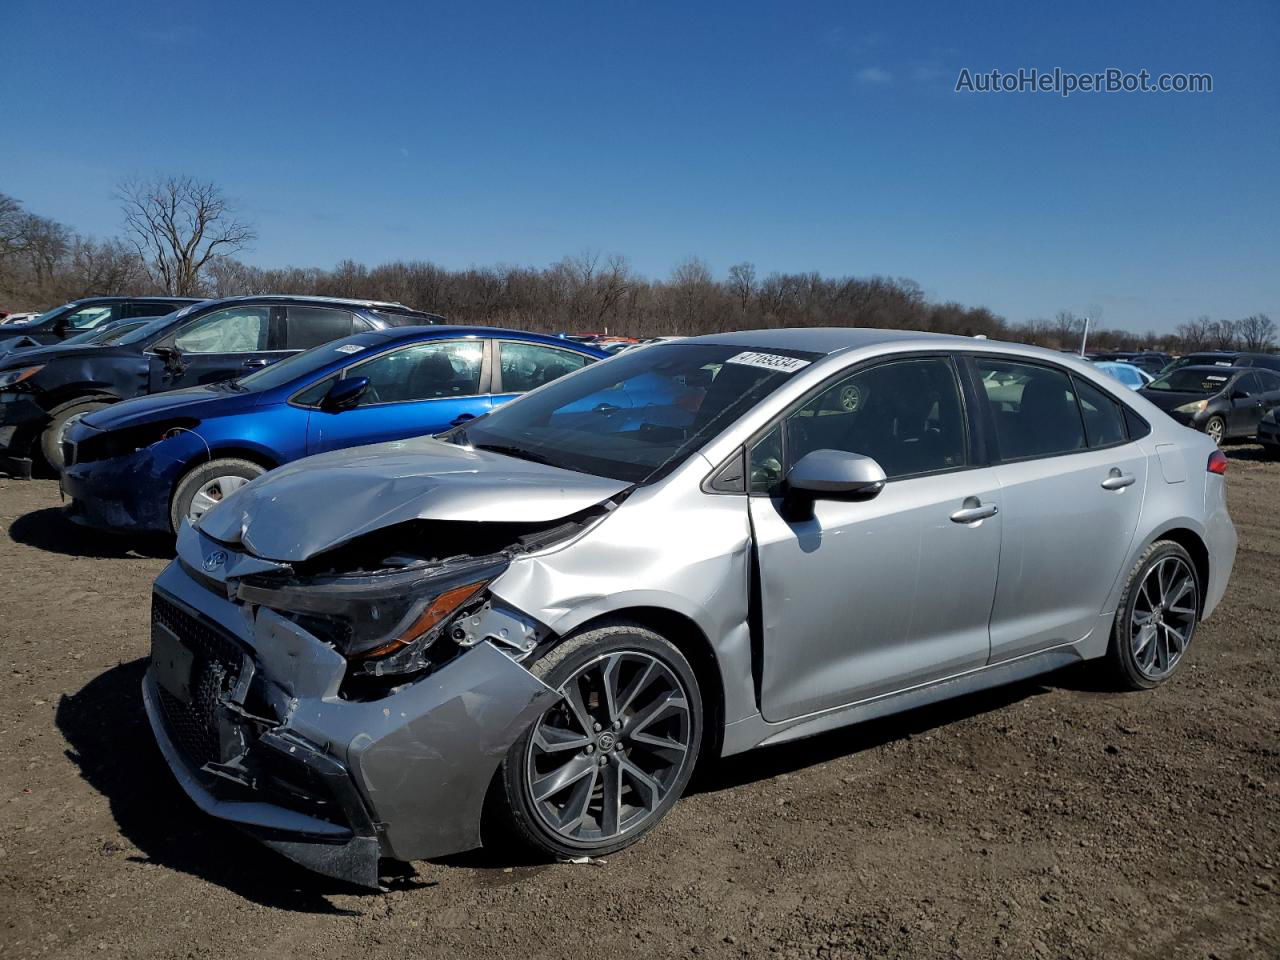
(10, 508, 172, 559)
(56, 658, 391, 913)
(1223, 442, 1276, 464)
(691, 674, 1058, 795)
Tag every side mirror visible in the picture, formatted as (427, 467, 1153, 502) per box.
(786, 449, 886, 500)
(320, 376, 369, 413)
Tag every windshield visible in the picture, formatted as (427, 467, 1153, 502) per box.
(236, 332, 391, 391)
(8, 303, 76, 328)
(1146, 369, 1233, 393)
(114, 313, 181, 345)
(458, 342, 822, 483)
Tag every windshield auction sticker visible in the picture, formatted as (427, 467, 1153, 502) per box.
(726, 351, 812, 374)
(334, 344, 365, 355)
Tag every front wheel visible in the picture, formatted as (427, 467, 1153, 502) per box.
(497, 624, 702, 860)
(1104, 540, 1200, 690)
(1204, 415, 1225, 445)
(169, 458, 265, 533)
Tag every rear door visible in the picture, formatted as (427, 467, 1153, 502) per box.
(281, 305, 362, 351)
(305, 338, 491, 454)
(969, 356, 1148, 662)
(150, 305, 280, 391)
(1254, 370, 1280, 427)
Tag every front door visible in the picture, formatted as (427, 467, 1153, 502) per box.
(750, 355, 1002, 722)
(306, 338, 490, 454)
(1227, 372, 1268, 437)
(149, 305, 283, 392)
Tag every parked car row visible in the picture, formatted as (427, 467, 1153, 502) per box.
(0, 295, 446, 476)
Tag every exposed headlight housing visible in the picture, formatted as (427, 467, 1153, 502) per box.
(237, 556, 509, 677)
(1173, 399, 1208, 415)
(0, 365, 44, 390)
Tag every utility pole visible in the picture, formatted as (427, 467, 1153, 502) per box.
(1079, 316, 1091, 357)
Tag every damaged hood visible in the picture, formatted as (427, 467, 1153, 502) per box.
(197, 435, 631, 562)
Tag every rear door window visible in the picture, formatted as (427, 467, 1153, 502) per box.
(974, 358, 1086, 461)
(284, 306, 359, 349)
(63, 304, 118, 329)
(497, 342, 593, 393)
(1074, 378, 1127, 448)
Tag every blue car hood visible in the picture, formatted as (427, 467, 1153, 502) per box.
(82, 383, 256, 431)
(196, 436, 632, 562)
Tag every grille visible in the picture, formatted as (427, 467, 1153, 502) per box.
(151, 594, 245, 770)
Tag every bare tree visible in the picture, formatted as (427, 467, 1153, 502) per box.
(1209, 318, 1238, 351)
(118, 175, 256, 296)
(727, 262, 757, 318)
(1236, 314, 1276, 352)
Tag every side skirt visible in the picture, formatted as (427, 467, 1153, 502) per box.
(720, 644, 1085, 756)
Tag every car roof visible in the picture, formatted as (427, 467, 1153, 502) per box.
(207, 294, 425, 311)
(366, 325, 609, 351)
(1174, 365, 1247, 375)
(683, 327, 987, 355)
(66, 295, 202, 305)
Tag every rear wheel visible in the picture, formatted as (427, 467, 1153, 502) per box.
(41, 399, 112, 472)
(497, 624, 702, 859)
(1105, 540, 1200, 690)
(169, 458, 265, 533)
(1204, 415, 1225, 445)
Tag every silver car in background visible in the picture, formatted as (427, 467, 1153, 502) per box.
(144, 329, 1237, 886)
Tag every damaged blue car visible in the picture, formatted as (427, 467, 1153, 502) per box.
(61, 326, 606, 533)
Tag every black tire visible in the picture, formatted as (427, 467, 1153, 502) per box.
(41, 399, 113, 471)
(1104, 539, 1200, 691)
(169, 458, 265, 533)
(1262, 443, 1280, 461)
(496, 622, 702, 860)
(1204, 415, 1226, 445)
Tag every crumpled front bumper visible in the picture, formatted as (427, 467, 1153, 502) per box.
(61, 423, 199, 532)
(144, 559, 558, 886)
(0, 392, 48, 477)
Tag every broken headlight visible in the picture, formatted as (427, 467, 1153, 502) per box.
(237, 556, 508, 676)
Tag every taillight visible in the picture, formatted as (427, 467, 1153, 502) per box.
(1207, 450, 1228, 475)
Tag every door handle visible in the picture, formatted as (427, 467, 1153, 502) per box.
(950, 498, 998, 524)
(450, 413, 476, 427)
(242, 358, 269, 368)
(593, 403, 622, 414)
(1101, 470, 1136, 490)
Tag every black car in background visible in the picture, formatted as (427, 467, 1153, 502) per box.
(1160, 351, 1280, 376)
(1140, 364, 1280, 444)
(0, 295, 444, 475)
(0, 296, 199, 354)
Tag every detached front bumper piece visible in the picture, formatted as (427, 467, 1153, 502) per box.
(143, 563, 558, 887)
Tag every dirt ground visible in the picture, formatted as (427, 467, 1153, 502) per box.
(1, 448, 1277, 960)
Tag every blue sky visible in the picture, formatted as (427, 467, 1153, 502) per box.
(4, 0, 1277, 332)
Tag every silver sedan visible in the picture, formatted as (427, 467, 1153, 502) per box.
(145, 329, 1237, 886)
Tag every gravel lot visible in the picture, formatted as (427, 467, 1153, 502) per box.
(1, 448, 1277, 959)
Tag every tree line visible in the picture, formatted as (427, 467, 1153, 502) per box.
(1, 181, 1273, 355)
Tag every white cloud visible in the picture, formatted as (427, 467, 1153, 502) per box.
(857, 66, 893, 85)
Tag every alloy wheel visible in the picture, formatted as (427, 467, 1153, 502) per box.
(1130, 555, 1197, 681)
(1206, 417, 1224, 444)
(525, 651, 693, 844)
(187, 475, 250, 521)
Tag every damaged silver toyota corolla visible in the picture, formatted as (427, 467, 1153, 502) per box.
(144, 329, 1236, 887)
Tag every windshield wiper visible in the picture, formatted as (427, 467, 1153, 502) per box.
(471, 443, 560, 468)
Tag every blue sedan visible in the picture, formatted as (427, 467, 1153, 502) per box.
(61, 326, 607, 533)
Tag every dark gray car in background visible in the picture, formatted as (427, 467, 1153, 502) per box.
(145, 329, 1237, 887)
